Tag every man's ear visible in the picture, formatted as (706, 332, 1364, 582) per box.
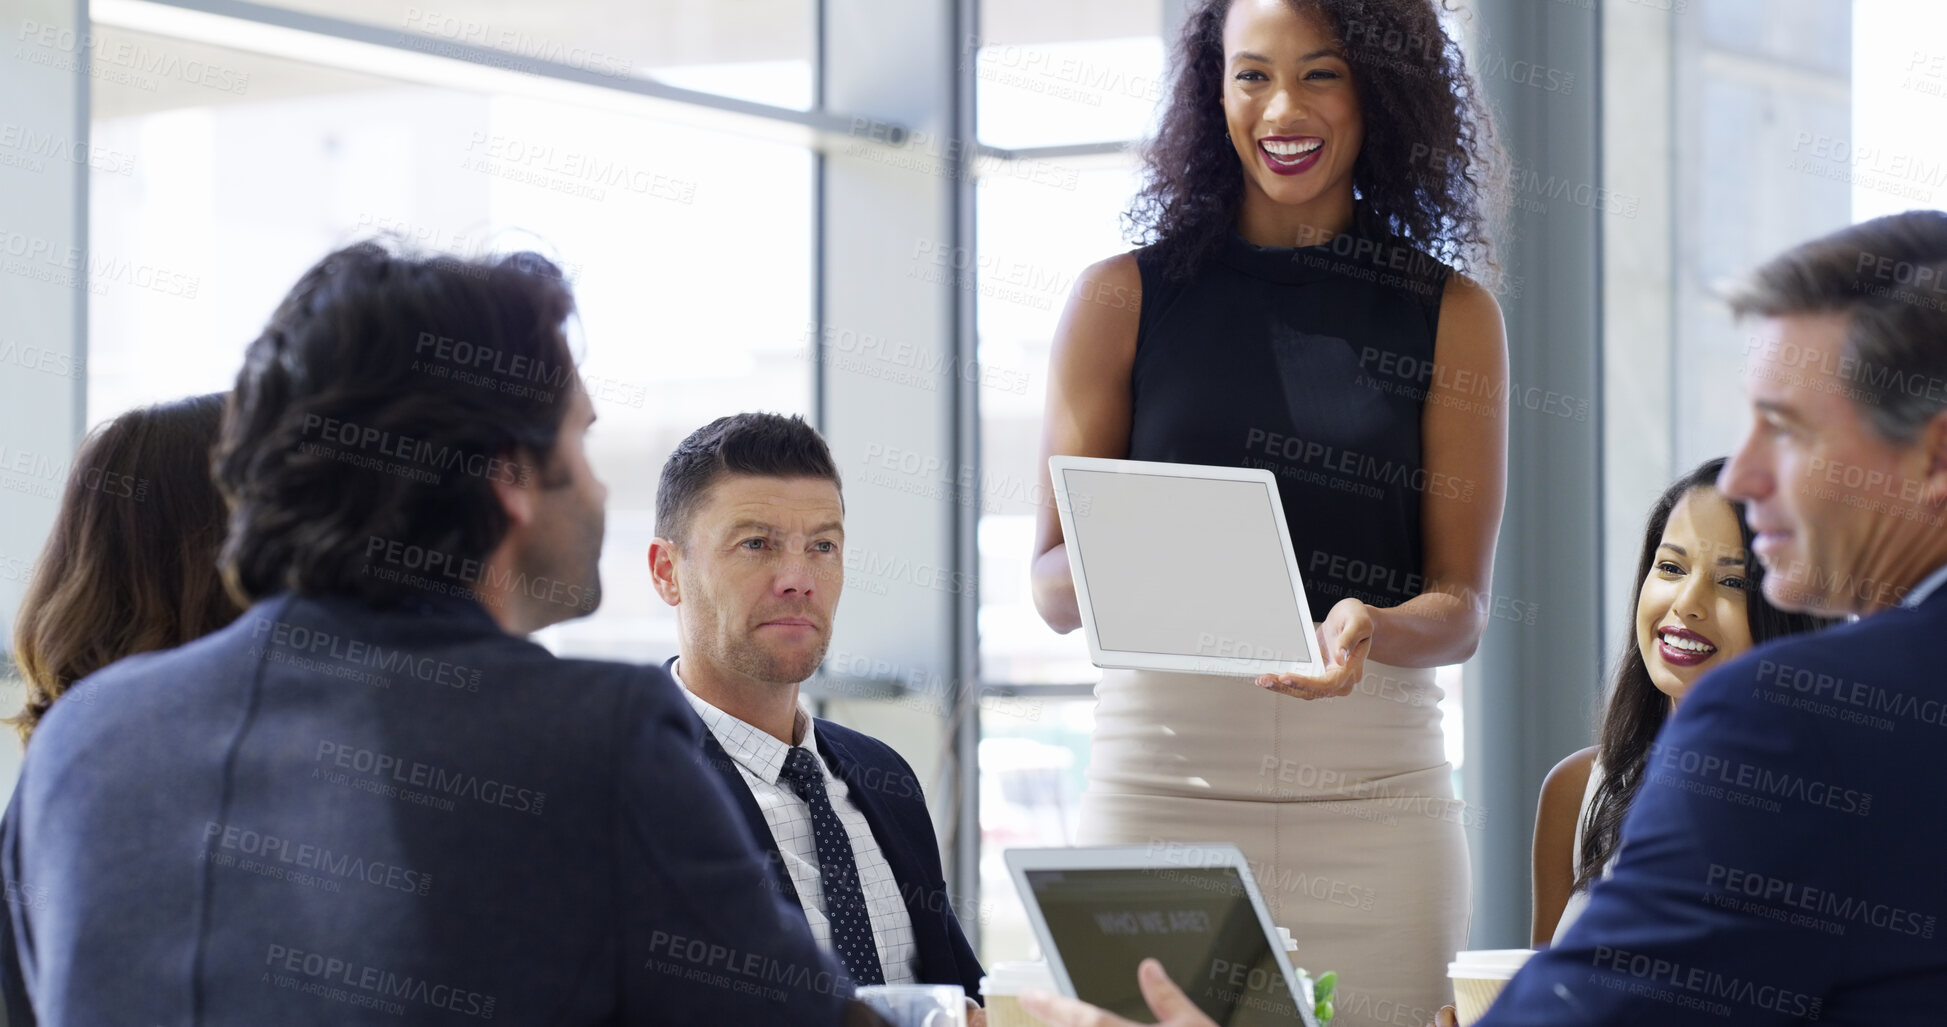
(1922, 409, 1947, 509)
(648, 538, 681, 606)
(490, 466, 538, 530)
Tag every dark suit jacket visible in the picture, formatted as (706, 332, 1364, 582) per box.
(1483, 587, 1947, 1025)
(672, 658, 985, 999)
(0, 594, 855, 1025)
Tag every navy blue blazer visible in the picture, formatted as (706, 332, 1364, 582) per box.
(1483, 587, 1947, 1025)
(0, 594, 856, 1025)
(671, 658, 985, 1000)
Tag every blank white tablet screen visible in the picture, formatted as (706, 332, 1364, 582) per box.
(1061, 468, 1311, 663)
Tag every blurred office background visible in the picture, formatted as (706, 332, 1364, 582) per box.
(3, 0, 1943, 958)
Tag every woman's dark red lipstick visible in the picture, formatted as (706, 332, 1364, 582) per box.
(1258, 135, 1324, 175)
(1656, 625, 1717, 668)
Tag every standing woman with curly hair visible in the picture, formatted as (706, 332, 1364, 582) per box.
(1030, 1, 1508, 1020)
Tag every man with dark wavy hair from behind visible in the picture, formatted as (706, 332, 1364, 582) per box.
(0, 242, 884, 1026)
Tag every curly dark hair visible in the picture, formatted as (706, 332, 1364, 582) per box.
(1130, 0, 1504, 280)
(215, 241, 580, 606)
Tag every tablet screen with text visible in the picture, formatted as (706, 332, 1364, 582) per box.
(1023, 866, 1308, 1026)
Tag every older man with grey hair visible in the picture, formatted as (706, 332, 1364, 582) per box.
(1021, 212, 1947, 1027)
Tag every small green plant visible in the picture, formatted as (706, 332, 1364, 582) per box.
(1292, 968, 1338, 1024)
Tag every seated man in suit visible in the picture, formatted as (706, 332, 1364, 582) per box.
(1019, 210, 1947, 1027)
(647, 412, 986, 1018)
(0, 244, 880, 1025)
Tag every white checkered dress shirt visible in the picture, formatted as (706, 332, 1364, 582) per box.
(674, 665, 918, 985)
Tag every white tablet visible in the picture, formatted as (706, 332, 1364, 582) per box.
(1006, 844, 1319, 1027)
(1048, 456, 1321, 677)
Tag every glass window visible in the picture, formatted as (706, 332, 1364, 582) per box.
(1851, 1, 1947, 222)
(250, 0, 815, 109)
(973, 0, 1163, 149)
(975, 163, 1141, 687)
(970, 2, 1162, 969)
(87, 26, 813, 663)
(977, 696, 1094, 966)
(1666, 4, 1854, 470)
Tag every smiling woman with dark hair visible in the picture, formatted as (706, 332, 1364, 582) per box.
(1030, 1, 1511, 1021)
(1129, 0, 1503, 281)
(1529, 458, 1833, 947)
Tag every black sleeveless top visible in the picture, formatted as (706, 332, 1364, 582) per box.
(1128, 232, 1452, 611)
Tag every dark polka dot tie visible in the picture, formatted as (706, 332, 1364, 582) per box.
(780, 745, 885, 987)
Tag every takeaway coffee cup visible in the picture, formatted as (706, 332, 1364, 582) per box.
(1446, 949, 1535, 1026)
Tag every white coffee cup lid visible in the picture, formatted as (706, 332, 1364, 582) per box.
(981, 960, 1056, 995)
(1447, 949, 1536, 980)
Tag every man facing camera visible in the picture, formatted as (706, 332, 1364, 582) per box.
(648, 413, 986, 1014)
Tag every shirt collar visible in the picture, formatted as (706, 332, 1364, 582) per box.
(671, 659, 816, 786)
(1902, 562, 1947, 609)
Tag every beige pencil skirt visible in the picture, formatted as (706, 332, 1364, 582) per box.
(1077, 659, 1472, 1027)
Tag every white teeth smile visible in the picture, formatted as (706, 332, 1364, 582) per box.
(1659, 630, 1715, 654)
(1260, 139, 1322, 163)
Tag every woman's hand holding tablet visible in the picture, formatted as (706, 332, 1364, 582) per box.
(1255, 598, 1375, 700)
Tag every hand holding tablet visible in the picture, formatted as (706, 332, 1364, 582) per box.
(1254, 599, 1374, 700)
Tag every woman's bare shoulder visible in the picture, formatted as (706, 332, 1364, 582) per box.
(1542, 746, 1599, 806)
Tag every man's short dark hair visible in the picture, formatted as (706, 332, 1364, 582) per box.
(1730, 209, 1947, 444)
(655, 413, 842, 547)
(216, 241, 580, 604)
